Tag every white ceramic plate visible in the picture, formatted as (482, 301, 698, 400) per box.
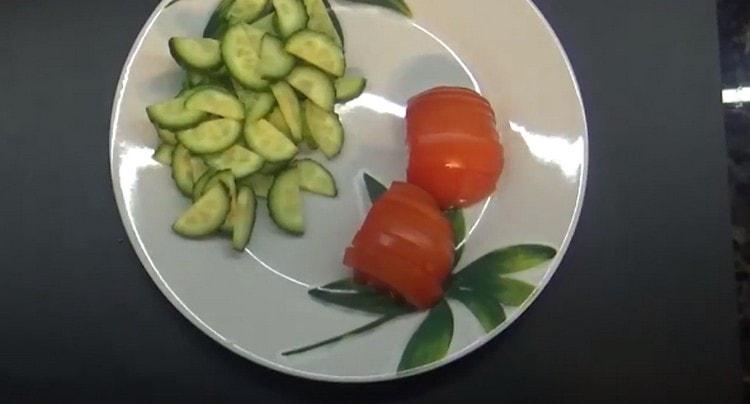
(110, 0, 587, 382)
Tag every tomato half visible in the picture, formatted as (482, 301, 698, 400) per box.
(406, 87, 504, 209)
(344, 183, 455, 309)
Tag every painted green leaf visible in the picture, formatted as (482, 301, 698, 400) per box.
(495, 278, 536, 306)
(398, 300, 453, 372)
(444, 209, 466, 268)
(457, 245, 556, 281)
(363, 173, 387, 203)
(309, 278, 414, 316)
(343, 0, 412, 17)
(282, 314, 396, 356)
(450, 290, 505, 333)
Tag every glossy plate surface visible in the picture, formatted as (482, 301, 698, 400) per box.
(110, 0, 587, 382)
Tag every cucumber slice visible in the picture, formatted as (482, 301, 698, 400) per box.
(268, 168, 305, 235)
(222, 24, 269, 90)
(239, 173, 275, 198)
(204, 170, 238, 199)
(204, 0, 234, 38)
(231, 79, 258, 108)
(304, 100, 344, 158)
(270, 81, 303, 142)
(153, 144, 175, 166)
(147, 97, 208, 131)
(335, 75, 366, 102)
(224, 0, 269, 23)
(304, 0, 342, 47)
(173, 185, 231, 238)
(287, 66, 335, 110)
(244, 119, 298, 162)
(156, 127, 178, 145)
(191, 157, 209, 182)
(185, 87, 245, 120)
(169, 37, 223, 72)
(205, 144, 265, 178)
(178, 119, 242, 154)
(295, 158, 337, 197)
(260, 160, 290, 174)
(172, 144, 194, 196)
(285, 30, 345, 76)
(259, 36, 296, 79)
(301, 106, 318, 150)
(192, 168, 218, 201)
(232, 186, 258, 250)
(250, 12, 279, 35)
(271, 0, 308, 39)
(247, 91, 277, 120)
(267, 106, 291, 138)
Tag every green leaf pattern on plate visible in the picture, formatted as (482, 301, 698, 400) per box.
(444, 208, 466, 267)
(363, 172, 387, 203)
(309, 278, 414, 316)
(398, 300, 453, 372)
(449, 290, 505, 333)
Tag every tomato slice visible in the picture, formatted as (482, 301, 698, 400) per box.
(344, 247, 443, 309)
(409, 87, 493, 112)
(409, 132, 504, 174)
(408, 165, 502, 209)
(344, 183, 455, 309)
(407, 100, 496, 144)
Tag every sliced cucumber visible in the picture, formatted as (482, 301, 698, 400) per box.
(172, 144, 194, 196)
(173, 185, 231, 238)
(222, 24, 269, 90)
(250, 12, 279, 35)
(185, 87, 245, 120)
(153, 144, 175, 166)
(335, 75, 366, 102)
(270, 81, 303, 142)
(232, 186, 258, 250)
(192, 168, 218, 201)
(268, 168, 305, 235)
(287, 66, 335, 110)
(239, 173, 275, 198)
(169, 37, 223, 72)
(267, 106, 291, 138)
(303, 0, 342, 47)
(204, 170, 238, 199)
(204, 0, 235, 38)
(260, 160, 290, 174)
(259, 35, 296, 79)
(157, 127, 178, 145)
(231, 79, 258, 108)
(147, 97, 208, 131)
(205, 144, 264, 178)
(271, 0, 308, 38)
(247, 91, 277, 120)
(224, 0, 269, 23)
(301, 106, 318, 150)
(295, 158, 337, 197)
(191, 157, 209, 182)
(304, 100, 344, 158)
(178, 119, 242, 154)
(285, 30, 345, 76)
(244, 119, 298, 162)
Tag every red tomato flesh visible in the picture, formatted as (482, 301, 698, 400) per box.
(406, 87, 504, 209)
(344, 183, 455, 309)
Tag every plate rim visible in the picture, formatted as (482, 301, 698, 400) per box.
(109, 0, 589, 383)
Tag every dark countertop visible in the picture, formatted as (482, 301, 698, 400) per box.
(0, 0, 742, 402)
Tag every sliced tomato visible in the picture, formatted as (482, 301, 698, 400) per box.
(344, 183, 455, 309)
(408, 165, 502, 209)
(344, 247, 443, 309)
(406, 87, 504, 209)
(409, 132, 504, 174)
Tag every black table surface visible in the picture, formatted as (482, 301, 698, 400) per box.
(0, 0, 742, 402)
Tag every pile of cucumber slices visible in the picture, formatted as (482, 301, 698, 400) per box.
(147, 0, 366, 251)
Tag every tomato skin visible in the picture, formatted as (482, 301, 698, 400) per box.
(406, 87, 504, 209)
(344, 183, 455, 309)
